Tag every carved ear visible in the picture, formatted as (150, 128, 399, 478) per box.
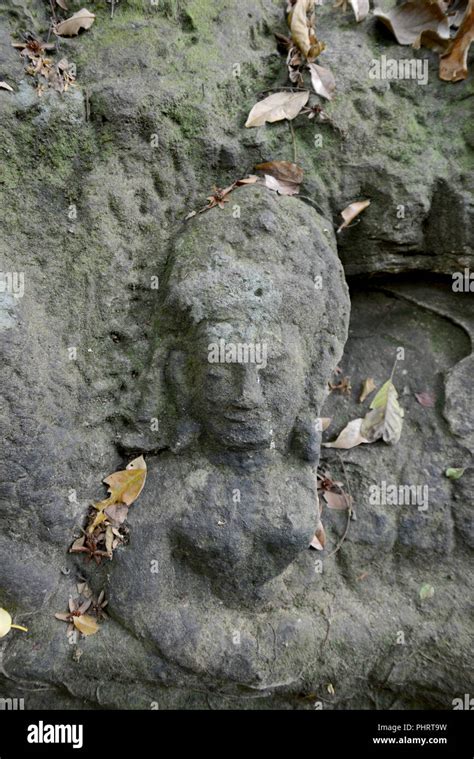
(290, 414, 322, 464)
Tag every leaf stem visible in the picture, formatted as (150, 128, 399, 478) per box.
(11, 624, 28, 632)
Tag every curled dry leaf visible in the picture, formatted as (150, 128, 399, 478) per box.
(323, 418, 370, 449)
(245, 91, 309, 127)
(0, 82, 14, 92)
(374, 1, 450, 46)
(255, 161, 304, 196)
(361, 380, 404, 444)
(359, 377, 376, 403)
(337, 199, 370, 233)
(289, 0, 325, 60)
(54, 8, 95, 37)
(439, 0, 474, 81)
(308, 62, 336, 100)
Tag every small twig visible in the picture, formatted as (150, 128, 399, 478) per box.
(289, 119, 297, 162)
(325, 454, 353, 558)
(258, 86, 305, 95)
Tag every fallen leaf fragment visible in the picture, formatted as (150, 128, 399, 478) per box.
(308, 62, 336, 100)
(415, 391, 435, 407)
(289, 0, 325, 60)
(322, 490, 353, 510)
(337, 199, 370, 233)
(374, 1, 450, 46)
(359, 377, 376, 403)
(310, 522, 326, 549)
(0, 82, 14, 92)
(54, 8, 95, 37)
(245, 90, 309, 127)
(439, 0, 474, 81)
(419, 583, 435, 600)
(0, 608, 28, 638)
(323, 418, 370, 449)
(361, 380, 404, 444)
(56, 0, 69, 8)
(445, 467, 465, 479)
(318, 417, 332, 431)
(349, 0, 370, 22)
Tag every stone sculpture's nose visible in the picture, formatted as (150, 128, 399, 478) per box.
(231, 365, 264, 410)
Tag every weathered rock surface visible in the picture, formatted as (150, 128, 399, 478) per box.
(0, 0, 472, 709)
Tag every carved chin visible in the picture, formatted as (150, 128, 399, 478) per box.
(205, 419, 274, 451)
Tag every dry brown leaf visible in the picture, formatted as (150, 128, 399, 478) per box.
(374, 1, 450, 45)
(337, 199, 370, 233)
(359, 377, 376, 403)
(289, 0, 325, 60)
(56, 0, 69, 8)
(413, 27, 451, 51)
(255, 160, 304, 184)
(322, 418, 370, 449)
(73, 614, 99, 636)
(308, 62, 336, 100)
(54, 8, 95, 37)
(0, 82, 14, 92)
(440, 0, 474, 80)
(245, 91, 309, 127)
(88, 455, 147, 533)
(289, 0, 315, 56)
(259, 175, 301, 195)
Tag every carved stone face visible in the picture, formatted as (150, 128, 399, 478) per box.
(189, 322, 305, 452)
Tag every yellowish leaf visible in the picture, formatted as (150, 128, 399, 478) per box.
(361, 380, 404, 444)
(73, 614, 99, 636)
(0, 608, 28, 638)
